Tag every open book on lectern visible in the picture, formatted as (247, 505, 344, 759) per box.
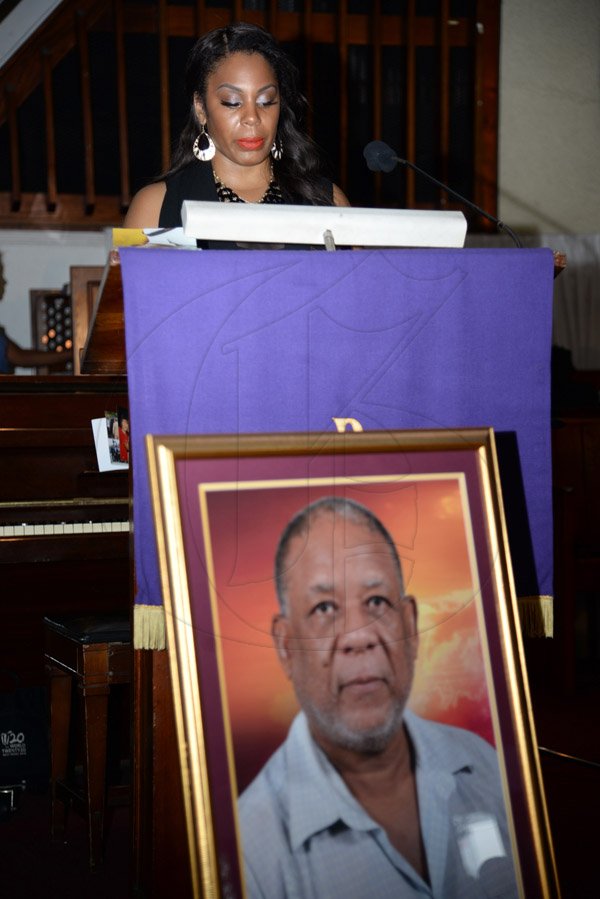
(181, 201, 467, 249)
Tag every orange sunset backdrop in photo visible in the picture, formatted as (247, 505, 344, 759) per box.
(202, 477, 494, 794)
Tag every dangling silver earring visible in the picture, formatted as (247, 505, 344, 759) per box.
(270, 137, 283, 161)
(193, 123, 215, 162)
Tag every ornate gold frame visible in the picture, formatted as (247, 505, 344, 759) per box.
(146, 428, 559, 899)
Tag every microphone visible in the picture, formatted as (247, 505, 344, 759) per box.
(363, 140, 523, 248)
(364, 140, 398, 174)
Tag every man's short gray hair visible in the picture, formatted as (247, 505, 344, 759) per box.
(274, 496, 404, 613)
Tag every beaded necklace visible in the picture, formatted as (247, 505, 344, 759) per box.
(212, 168, 284, 205)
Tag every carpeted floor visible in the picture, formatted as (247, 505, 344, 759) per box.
(0, 788, 130, 899)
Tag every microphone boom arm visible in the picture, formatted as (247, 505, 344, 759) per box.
(397, 157, 523, 248)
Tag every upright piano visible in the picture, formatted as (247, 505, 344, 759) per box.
(0, 252, 189, 894)
(0, 375, 130, 685)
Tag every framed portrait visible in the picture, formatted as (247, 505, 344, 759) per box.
(146, 428, 559, 899)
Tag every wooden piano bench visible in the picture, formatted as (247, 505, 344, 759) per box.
(43, 612, 132, 868)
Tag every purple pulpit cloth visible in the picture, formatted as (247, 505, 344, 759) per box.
(120, 247, 554, 646)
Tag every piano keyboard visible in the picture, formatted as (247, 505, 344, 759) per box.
(0, 520, 130, 538)
(0, 496, 130, 543)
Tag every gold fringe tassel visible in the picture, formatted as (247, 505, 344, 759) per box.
(133, 603, 166, 650)
(132, 596, 552, 648)
(517, 595, 553, 638)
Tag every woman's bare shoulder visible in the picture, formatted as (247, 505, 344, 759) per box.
(123, 182, 167, 228)
(332, 183, 351, 207)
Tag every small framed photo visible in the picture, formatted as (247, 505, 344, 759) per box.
(146, 429, 558, 899)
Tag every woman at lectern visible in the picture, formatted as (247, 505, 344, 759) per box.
(124, 22, 349, 230)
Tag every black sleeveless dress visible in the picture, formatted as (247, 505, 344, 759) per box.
(158, 161, 333, 249)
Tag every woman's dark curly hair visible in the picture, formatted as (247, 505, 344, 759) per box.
(164, 22, 332, 206)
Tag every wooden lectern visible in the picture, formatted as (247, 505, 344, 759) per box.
(82, 228, 561, 898)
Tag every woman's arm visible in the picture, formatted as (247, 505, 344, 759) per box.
(333, 183, 351, 207)
(123, 182, 167, 228)
(6, 338, 69, 368)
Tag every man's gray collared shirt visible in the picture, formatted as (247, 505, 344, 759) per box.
(238, 710, 519, 898)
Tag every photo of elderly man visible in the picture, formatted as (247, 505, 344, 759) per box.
(238, 496, 519, 899)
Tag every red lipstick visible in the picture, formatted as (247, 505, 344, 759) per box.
(237, 138, 264, 151)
